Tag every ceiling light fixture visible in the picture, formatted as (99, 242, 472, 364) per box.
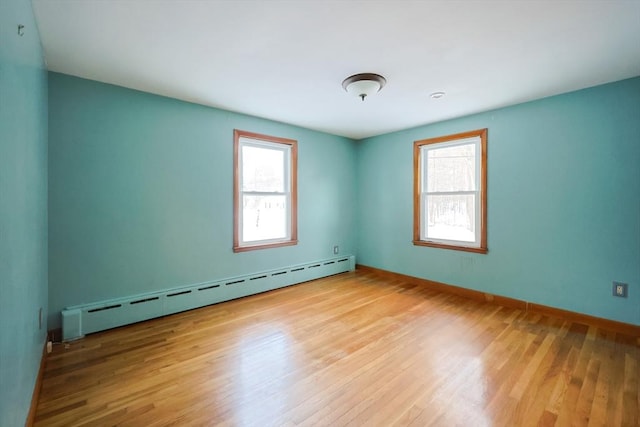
(342, 73, 386, 101)
(430, 91, 446, 99)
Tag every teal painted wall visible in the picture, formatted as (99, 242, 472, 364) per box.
(47, 70, 639, 331)
(357, 77, 640, 325)
(0, 0, 49, 424)
(48, 72, 357, 329)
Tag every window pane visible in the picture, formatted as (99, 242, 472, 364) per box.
(242, 145, 285, 192)
(425, 194, 476, 242)
(426, 143, 476, 192)
(242, 195, 287, 242)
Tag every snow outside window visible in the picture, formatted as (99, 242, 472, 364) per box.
(233, 130, 297, 252)
(413, 129, 487, 253)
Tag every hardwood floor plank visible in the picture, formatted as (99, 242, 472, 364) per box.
(35, 270, 639, 426)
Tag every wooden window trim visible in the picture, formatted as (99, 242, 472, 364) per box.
(233, 129, 298, 252)
(413, 128, 488, 254)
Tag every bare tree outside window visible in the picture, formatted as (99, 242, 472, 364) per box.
(233, 130, 298, 252)
(413, 129, 487, 254)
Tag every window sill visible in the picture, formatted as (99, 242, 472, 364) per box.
(233, 240, 298, 253)
(412, 240, 488, 254)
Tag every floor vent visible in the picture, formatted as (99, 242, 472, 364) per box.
(130, 296, 159, 305)
(167, 290, 192, 297)
(87, 304, 121, 313)
(62, 255, 355, 341)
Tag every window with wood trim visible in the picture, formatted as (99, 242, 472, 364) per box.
(413, 129, 487, 253)
(233, 130, 298, 252)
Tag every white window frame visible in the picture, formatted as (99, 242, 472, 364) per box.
(233, 130, 298, 252)
(413, 129, 487, 254)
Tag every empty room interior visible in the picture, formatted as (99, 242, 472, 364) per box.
(2, 0, 640, 426)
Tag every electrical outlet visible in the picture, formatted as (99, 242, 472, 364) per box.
(333, 245, 339, 255)
(612, 282, 628, 298)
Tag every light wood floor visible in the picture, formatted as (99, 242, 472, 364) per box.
(36, 270, 639, 426)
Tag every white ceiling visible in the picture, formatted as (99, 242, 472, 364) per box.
(32, 0, 640, 140)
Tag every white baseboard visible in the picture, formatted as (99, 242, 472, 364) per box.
(62, 255, 355, 341)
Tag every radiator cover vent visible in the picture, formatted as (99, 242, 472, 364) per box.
(62, 255, 355, 341)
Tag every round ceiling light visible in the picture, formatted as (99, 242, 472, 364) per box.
(342, 73, 387, 101)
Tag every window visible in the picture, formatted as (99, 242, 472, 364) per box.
(413, 129, 487, 253)
(233, 130, 297, 252)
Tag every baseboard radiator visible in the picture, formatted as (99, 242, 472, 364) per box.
(62, 255, 355, 341)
